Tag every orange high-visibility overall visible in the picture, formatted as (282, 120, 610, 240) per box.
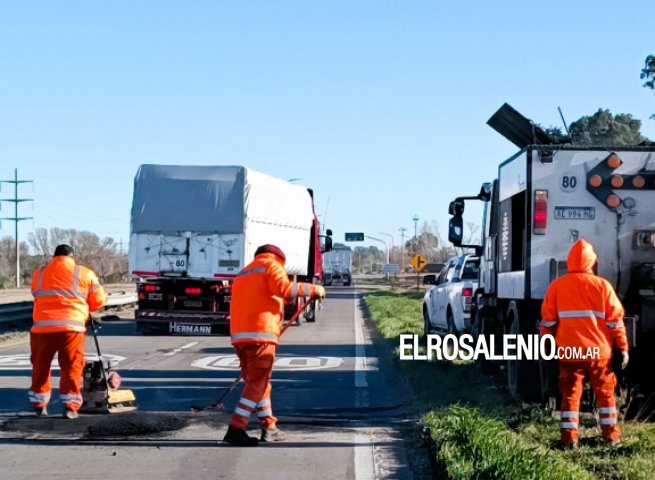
(29, 256, 107, 412)
(541, 239, 628, 445)
(229, 252, 319, 430)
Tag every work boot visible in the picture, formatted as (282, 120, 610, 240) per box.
(223, 426, 259, 446)
(33, 406, 48, 417)
(63, 408, 79, 420)
(560, 441, 578, 450)
(260, 427, 285, 442)
(605, 439, 621, 447)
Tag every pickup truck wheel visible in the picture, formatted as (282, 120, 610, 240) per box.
(423, 307, 431, 343)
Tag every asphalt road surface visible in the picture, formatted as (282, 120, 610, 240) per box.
(0, 287, 418, 480)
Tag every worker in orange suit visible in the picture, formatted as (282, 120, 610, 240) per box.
(29, 244, 107, 419)
(541, 239, 629, 448)
(223, 244, 325, 446)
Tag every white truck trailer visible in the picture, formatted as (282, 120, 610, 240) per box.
(448, 104, 655, 411)
(129, 165, 329, 335)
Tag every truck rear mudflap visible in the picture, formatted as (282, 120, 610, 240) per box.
(136, 310, 229, 335)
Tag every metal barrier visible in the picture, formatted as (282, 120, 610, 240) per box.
(0, 292, 137, 325)
(0, 302, 33, 324)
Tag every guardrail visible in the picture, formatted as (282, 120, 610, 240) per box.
(0, 292, 137, 325)
(0, 302, 33, 324)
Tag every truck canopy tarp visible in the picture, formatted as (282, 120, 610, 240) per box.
(131, 165, 246, 234)
(131, 165, 314, 237)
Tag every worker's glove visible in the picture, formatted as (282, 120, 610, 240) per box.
(315, 286, 326, 302)
(621, 351, 629, 370)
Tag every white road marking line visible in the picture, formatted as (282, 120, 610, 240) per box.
(354, 290, 368, 389)
(163, 341, 199, 357)
(354, 286, 376, 480)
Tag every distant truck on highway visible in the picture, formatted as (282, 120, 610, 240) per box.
(447, 103, 655, 408)
(323, 248, 352, 286)
(128, 165, 331, 335)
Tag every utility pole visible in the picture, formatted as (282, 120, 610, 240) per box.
(0, 169, 34, 288)
(399, 227, 407, 272)
(117, 238, 128, 256)
(412, 215, 420, 290)
(365, 235, 388, 264)
(378, 232, 394, 264)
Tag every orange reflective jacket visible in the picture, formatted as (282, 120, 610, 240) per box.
(31, 256, 107, 334)
(540, 239, 628, 360)
(230, 253, 318, 345)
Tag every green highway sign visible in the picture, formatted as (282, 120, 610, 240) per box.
(345, 232, 365, 242)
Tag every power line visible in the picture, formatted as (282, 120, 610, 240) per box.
(0, 168, 34, 288)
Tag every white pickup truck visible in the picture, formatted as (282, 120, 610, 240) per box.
(423, 254, 480, 336)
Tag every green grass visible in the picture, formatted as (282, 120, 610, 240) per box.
(364, 292, 655, 480)
(423, 405, 595, 480)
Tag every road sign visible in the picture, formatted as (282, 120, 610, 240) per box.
(410, 254, 428, 272)
(345, 232, 364, 242)
(382, 264, 400, 274)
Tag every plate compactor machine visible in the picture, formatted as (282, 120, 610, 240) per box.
(80, 317, 137, 414)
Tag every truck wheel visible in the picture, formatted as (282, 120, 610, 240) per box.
(304, 300, 319, 323)
(506, 302, 541, 401)
(473, 307, 496, 374)
(539, 358, 560, 410)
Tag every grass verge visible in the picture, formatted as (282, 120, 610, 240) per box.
(364, 291, 655, 480)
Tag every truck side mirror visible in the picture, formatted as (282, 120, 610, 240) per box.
(324, 236, 333, 252)
(322, 229, 333, 252)
(448, 217, 463, 246)
(448, 199, 465, 216)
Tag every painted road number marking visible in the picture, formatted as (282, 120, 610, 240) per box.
(0, 354, 126, 370)
(191, 355, 343, 371)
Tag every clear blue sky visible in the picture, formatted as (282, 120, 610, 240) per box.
(1, 1, 654, 253)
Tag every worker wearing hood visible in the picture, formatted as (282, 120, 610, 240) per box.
(541, 239, 628, 448)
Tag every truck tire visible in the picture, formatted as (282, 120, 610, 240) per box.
(539, 358, 560, 410)
(506, 301, 541, 402)
(304, 300, 319, 323)
(473, 306, 496, 374)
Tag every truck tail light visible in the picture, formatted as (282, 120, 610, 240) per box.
(534, 190, 548, 235)
(462, 286, 473, 312)
(185, 287, 202, 295)
(144, 285, 158, 292)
